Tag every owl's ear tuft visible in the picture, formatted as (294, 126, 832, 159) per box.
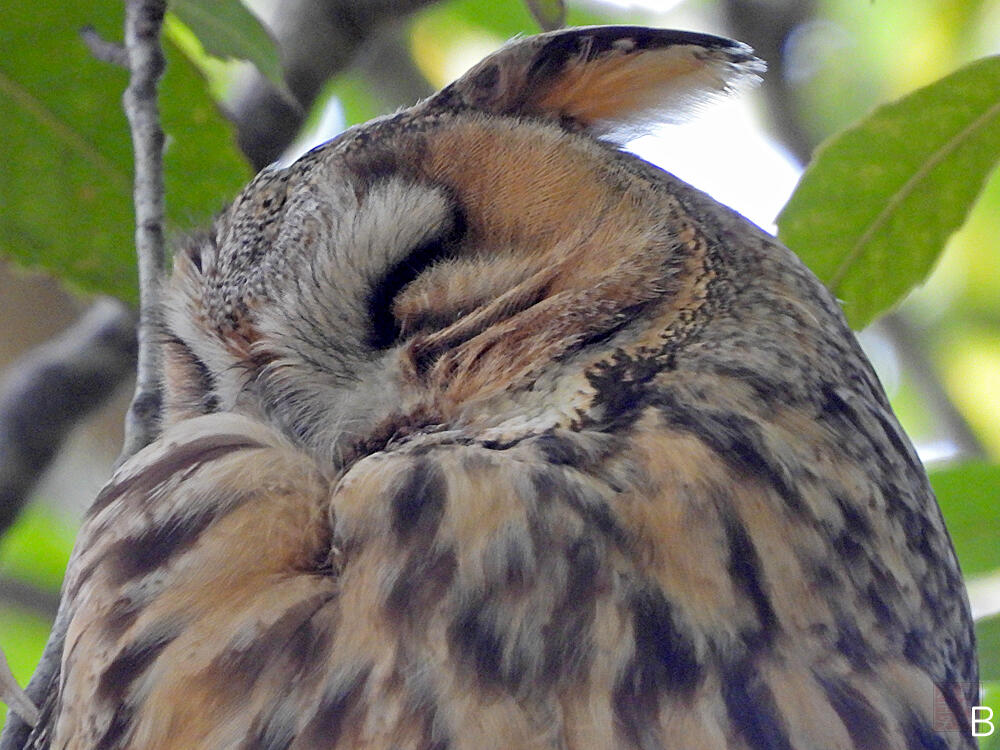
(429, 26, 764, 141)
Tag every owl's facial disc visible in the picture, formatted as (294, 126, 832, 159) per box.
(162, 25, 765, 463)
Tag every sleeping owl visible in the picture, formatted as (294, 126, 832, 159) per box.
(1, 25, 977, 750)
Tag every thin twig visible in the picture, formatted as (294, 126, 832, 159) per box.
(878, 312, 987, 459)
(0, 648, 38, 729)
(118, 0, 168, 462)
(0, 4, 166, 740)
(79, 26, 128, 68)
(0, 600, 68, 749)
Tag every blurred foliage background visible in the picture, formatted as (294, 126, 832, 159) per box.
(0, 0, 998, 741)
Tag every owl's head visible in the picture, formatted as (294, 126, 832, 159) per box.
(162, 26, 771, 466)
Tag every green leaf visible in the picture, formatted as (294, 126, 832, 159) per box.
(979, 615, 1000, 682)
(161, 41, 251, 236)
(0, 2, 249, 303)
(168, 0, 285, 92)
(0, 505, 75, 592)
(777, 56, 1000, 329)
(980, 682, 1000, 748)
(929, 462, 1000, 578)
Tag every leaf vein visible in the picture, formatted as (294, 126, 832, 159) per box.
(0, 69, 130, 191)
(829, 97, 1000, 291)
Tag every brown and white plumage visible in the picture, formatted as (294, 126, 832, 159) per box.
(2, 25, 976, 750)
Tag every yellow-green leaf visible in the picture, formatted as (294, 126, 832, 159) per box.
(930, 462, 1000, 577)
(979, 616, 1000, 682)
(169, 0, 285, 92)
(980, 682, 1000, 748)
(777, 56, 1000, 329)
(0, 505, 74, 592)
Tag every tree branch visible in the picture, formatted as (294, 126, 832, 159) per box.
(0, 299, 136, 537)
(0, 578, 61, 622)
(118, 0, 168, 462)
(229, 0, 439, 169)
(0, 299, 134, 745)
(0, 600, 68, 748)
(0, 649, 37, 730)
(0, 2, 169, 740)
(878, 312, 987, 459)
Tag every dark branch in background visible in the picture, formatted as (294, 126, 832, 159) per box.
(118, 0, 168, 462)
(879, 313, 986, 459)
(722, 0, 987, 461)
(0, 300, 136, 536)
(525, 0, 566, 31)
(229, 0, 439, 170)
(0, 578, 60, 622)
(0, 300, 135, 741)
(353, 23, 435, 113)
(720, 0, 815, 167)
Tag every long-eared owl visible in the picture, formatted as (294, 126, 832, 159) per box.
(2, 24, 977, 750)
